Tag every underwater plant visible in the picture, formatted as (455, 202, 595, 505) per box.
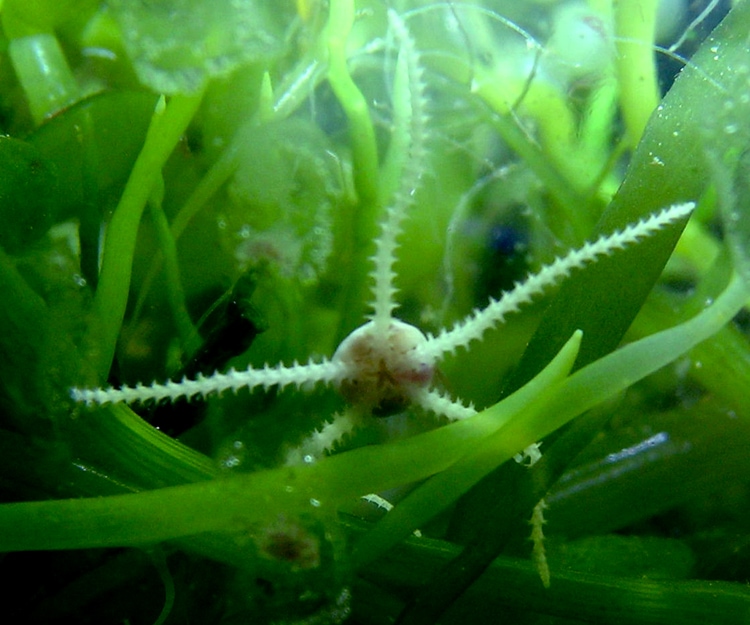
(1, 0, 750, 624)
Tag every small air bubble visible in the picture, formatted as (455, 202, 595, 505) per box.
(724, 123, 739, 135)
(310, 498, 321, 507)
(72, 274, 87, 287)
(223, 455, 241, 468)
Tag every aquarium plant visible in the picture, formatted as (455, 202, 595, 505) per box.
(0, 0, 749, 623)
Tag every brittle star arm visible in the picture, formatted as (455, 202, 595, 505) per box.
(285, 409, 359, 465)
(71, 358, 350, 406)
(368, 9, 429, 334)
(409, 386, 477, 421)
(410, 387, 541, 463)
(415, 202, 695, 363)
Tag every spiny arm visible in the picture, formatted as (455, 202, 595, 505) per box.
(410, 386, 476, 421)
(368, 9, 429, 333)
(71, 358, 349, 406)
(418, 202, 695, 362)
(410, 387, 542, 463)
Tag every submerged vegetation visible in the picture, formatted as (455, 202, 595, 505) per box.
(0, 0, 749, 623)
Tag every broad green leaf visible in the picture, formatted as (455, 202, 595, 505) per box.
(507, 0, 750, 389)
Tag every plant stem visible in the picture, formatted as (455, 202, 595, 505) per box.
(147, 190, 201, 358)
(81, 93, 203, 382)
(8, 33, 79, 124)
(325, 0, 379, 208)
(614, 0, 661, 148)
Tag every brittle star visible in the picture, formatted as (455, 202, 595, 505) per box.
(70, 10, 694, 464)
